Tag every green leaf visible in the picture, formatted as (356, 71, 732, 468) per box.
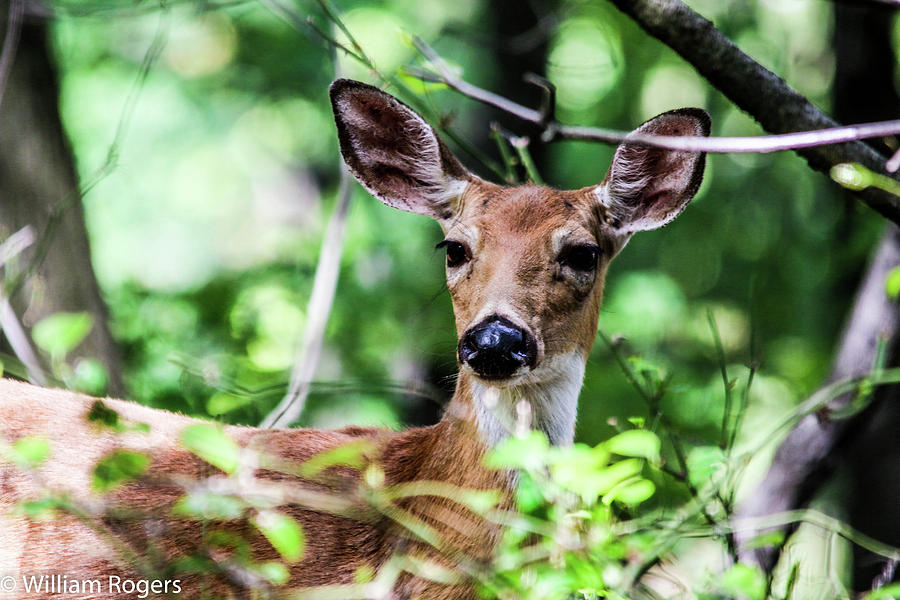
(514, 471, 545, 513)
(72, 358, 109, 396)
(7, 436, 50, 467)
(207, 392, 251, 416)
(87, 400, 148, 434)
(886, 266, 900, 301)
(602, 477, 655, 505)
(87, 400, 121, 429)
(457, 489, 501, 514)
(252, 509, 305, 563)
(720, 564, 766, 600)
(553, 456, 644, 503)
(92, 450, 149, 491)
(686, 445, 726, 488)
(866, 583, 900, 600)
(300, 439, 376, 478)
(485, 430, 550, 470)
(743, 529, 786, 551)
(19, 497, 63, 519)
(253, 561, 290, 585)
(604, 429, 661, 462)
(180, 424, 240, 474)
(173, 491, 245, 520)
(31, 312, 94, 360)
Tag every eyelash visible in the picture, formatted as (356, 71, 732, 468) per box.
(435, 240, 470, 268)
(558, 244, 600, 272)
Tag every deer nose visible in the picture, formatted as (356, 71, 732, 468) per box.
(459, 316, 537, 380)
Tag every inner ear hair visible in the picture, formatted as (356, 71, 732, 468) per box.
(599, 108, 710, 234)
(330, 79, 471, 221)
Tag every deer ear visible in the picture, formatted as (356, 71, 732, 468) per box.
(597, 108, 710, 235)
(329, 79, 472, 221)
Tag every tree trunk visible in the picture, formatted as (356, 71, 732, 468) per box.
(0, 5, 124, 395)
(832, 2, 900, 588)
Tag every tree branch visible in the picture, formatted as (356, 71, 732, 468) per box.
(734, 225, 900, 571)
(0, 227, 48, 385)
(605, 0, 900, 223)
(407, 5, 900, 224)
(406, 54, 900, 155)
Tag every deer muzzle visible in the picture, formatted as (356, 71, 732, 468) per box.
(458, 315, 537, 380)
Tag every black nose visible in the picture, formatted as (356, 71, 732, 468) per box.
(458, 316, 537, 379)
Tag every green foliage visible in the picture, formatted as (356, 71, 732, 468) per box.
(173, 490, 246, 521)
(72, 357, 109, 395)
(32, 312, 93, 361)
(251, 509, 306, 563)
(3, 436, 51, 468)
(30, 311, 110, 395)
(180, 424, 241, 474)
(298, 438, 376, 477)
(484, 429, 661, 599)
(718, 563, 767, 600)
(92, 450, 149, 491)
(866, 583, 900, 600)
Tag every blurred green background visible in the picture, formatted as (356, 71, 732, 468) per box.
(48, 0, 884, 467)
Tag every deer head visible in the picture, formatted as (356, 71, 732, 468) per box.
(330, 79, 709, 445)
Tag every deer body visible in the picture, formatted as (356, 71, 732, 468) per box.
(0, 80, 709, 599)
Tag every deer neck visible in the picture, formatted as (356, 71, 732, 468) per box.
(443, 353, 586, 450)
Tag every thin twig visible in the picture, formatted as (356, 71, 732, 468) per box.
(707, 310, 733, 450)
(260, 171, 353, 428)
(259, 0, 506, 183)
(493, 125, 543, 185)
(408, 37, 900, 156)
(509, 136, 543, 185)
(0, 226, 34, 268)
(0, 227, 47, 385)
(261, 19, 354, 429)
(522, 72, 555, 127)
(489, 124, 519, 184)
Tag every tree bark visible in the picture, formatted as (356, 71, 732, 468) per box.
(0, 6, 124, 395)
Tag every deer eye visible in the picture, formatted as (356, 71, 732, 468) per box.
(559, 244, 599, 272)
(436, 240, 470, 268)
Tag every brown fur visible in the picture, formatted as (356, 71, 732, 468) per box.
(0, 80, 708, 599)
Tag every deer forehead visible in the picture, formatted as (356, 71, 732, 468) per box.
(447, 182, 606, 251)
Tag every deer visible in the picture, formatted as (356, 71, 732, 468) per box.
(0, 79, 709, 599)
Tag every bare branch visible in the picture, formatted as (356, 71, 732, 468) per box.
(260, 171, 353, 429)
(410, 17, 900, 225)
(0, 227, 47, 385)
(409, 37, 900, 155)
(606, 0, 900, 224)
(261, 21, 354, 429)
(0, 226, 34, 268)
